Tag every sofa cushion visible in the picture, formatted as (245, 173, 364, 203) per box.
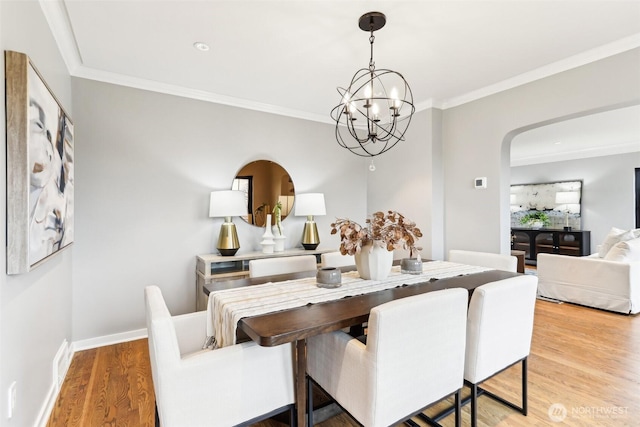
(604, 237, 640, 262)
(599, 227, 637, 258)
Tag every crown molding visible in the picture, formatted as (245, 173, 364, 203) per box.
(71, 65, 334, 124)
(511, 140, 640, 167)
(415, 98, 441, 112)
(40, 1, 640, 122)
(442, 33, 640, 110)
(39, 0, 82, 74)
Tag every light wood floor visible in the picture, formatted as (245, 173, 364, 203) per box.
(47, 300, 639, 426)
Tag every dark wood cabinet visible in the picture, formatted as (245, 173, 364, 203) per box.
(511, 228, 591, 264)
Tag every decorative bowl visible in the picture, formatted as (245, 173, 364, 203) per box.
(316, 267, 342, 288)
(401, 258, 423, 275)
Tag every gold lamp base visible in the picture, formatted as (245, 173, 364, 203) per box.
(217, 217, 240, 256)
(301, 216, 320, 250)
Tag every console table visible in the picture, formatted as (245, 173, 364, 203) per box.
(511, 228, 591, 265)
(195, 248, 333, 311)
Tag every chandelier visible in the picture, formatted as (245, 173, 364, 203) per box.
(331, 12, 415, 157)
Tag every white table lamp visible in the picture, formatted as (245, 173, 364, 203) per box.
(555, 191, 580, 230)
(209, 190, 247, 256)
(295, 193, 326, 250)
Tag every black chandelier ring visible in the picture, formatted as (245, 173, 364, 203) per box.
(332, 11, 415, 158)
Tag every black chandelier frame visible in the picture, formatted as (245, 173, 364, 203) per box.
(331, 11, 415, 158)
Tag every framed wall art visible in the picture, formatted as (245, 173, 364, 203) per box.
(5, 50, 74, 274)
(510, 180, 582, 230)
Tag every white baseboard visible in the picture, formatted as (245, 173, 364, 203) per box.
(71, 328, 148, 352)
(53, 340, 72, 390)
(35, 339, 72, 427)
(34, 382, 57, 427)
(36, 329, 149, 427)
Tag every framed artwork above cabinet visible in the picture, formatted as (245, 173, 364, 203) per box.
(510, 180, 582, 230)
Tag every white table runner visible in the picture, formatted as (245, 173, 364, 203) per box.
(206, 260, 491, 348)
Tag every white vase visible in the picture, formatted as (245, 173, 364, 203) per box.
(354, 243, 394, 280)
(273, 236, 285, 252)
(261, 214, 275, 254)
(272, 224, 285, 252)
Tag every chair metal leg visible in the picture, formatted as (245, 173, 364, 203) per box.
(307, 375, 314, 427)
(522, 357, 528, 415)
(470, 383, 478, 427)
(454, 390, 461, 427)
(290, 404, 296, 427)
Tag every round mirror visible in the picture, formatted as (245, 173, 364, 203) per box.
(232, 160, 295, 227)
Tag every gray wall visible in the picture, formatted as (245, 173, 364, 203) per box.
(70, 78, 384, 340)
(511, 152, 640, 251)
(0, 1, 73, 425)
(442, 48, 640, 256)
(367, 108, 445, 260)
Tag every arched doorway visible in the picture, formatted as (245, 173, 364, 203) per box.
(504, 103, 640, 258)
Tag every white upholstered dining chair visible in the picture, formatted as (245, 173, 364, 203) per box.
(448, 249, 518, 272)
(464, 275, 538, 427)
(249, 254, 317, 278)
(320, 251, 355, 269)
(306, 288, 469, 427)
(144, 286, 295, 426)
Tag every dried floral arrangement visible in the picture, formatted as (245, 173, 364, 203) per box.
(330, 210, 423, 257)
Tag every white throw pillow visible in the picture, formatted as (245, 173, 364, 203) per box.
(604, 237, 640, 262)
(599, 227, 636, 258)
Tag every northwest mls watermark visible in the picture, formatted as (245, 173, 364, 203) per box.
(548, 403, 629, 422)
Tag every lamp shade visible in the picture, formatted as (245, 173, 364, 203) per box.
(209, 190, 246, 218)
(555, 191, 580, 205)
(294, 193, 326, 216)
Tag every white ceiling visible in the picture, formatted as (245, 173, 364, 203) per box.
(41, 0, 640, 160)
(511, 104, 640, 166)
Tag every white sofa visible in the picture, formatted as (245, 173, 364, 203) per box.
(537, 253, 640, 314)
(448, 249, 517, 272)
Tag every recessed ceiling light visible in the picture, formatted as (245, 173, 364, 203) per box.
(193, 42, 210, 52)
(554, 141, 562, 145)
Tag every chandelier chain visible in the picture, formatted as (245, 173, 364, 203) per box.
(369, 32, 376, 72)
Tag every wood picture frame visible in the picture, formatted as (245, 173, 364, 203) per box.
(5, 50, 74, 274)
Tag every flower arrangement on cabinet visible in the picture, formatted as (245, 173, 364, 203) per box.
(519, 211, 550, 228)
(330, 210, 423, 257)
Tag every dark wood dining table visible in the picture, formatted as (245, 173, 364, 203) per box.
(203, 263, 520, 426)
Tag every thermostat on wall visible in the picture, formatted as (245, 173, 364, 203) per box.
(474, 177, 487, 189)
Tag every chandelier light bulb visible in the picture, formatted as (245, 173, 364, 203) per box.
(349, 102, 357, 117)
(390, 87, 400, 109)
(369, 159, 376, 172)
(372, 103, 379, 119)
